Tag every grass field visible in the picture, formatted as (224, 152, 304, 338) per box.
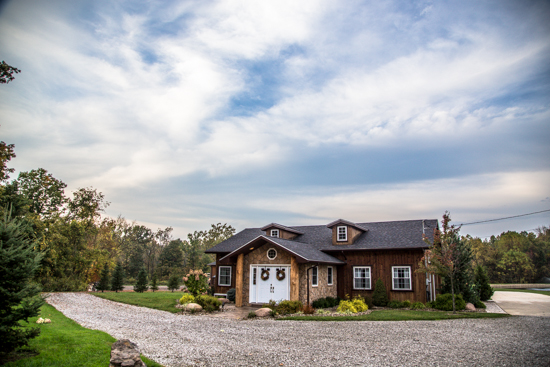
(92, 291, 188, 313)
(279, 309, 510, 321)
(4, 303, 163, 367)
(494, 288, 550, 296)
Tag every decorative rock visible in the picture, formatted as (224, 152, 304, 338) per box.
(465, 302, 476, 311)
(219, 298, 230, 305)
(109, 339, 145, 367)
(184, 303, 203, 311)
(255, 308, 273, 317)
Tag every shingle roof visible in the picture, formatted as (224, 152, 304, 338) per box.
(206, 219, 438, 260)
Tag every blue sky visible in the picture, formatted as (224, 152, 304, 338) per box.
(1, 0, 549, 239)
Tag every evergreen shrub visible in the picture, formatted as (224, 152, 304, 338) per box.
(411, 302, 425, 310)
(434, 293, 466, 311)
(372, 279, 389, 306)
(388, 300, 403, 308)
(402, 300, 411, 308)
(134, 268, 148, 293)
(97, 263, 110, 292)
(227, 288, 236, 302)
(194, 295, 222, 312)
(276, 300, 302, 314)
(475, 265, 494, 301)
(150, 272, 159, 292)
(168, 273, 180, 292)
(111, 261, 125, 292)
(474, 300, 486, 309)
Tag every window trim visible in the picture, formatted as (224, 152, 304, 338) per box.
(218, 266, 232, 287)
(391, 265, 412, 291)
(327, 266, 333, 286)
(311, 266, 318, 287)
(353, 266, 372, 290)
(270, 229, 279, 238)
(267, 248, 277, 260)
(337, 226, 347, 242)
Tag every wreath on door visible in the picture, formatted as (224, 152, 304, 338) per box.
(276, 268, 286, 281)
(261, 268, 270, 281)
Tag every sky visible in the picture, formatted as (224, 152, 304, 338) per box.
(1, 0, 549, 240)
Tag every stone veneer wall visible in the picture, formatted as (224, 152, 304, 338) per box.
(241, 243, 292, 306)
(298, 264, 337, 305)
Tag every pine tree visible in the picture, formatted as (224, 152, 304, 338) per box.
(475, 265, 494, 301)
(372, 278, 388, 306)
(0, 211, 44, 361)
(150, 272, 159, 292)
(97, 263, 110, 292)
(168, 273, 180, 292)
(111, 261, 125, 292)
(134, 267, 148, 293)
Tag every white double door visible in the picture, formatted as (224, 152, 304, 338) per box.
(249, 265, 290, 304)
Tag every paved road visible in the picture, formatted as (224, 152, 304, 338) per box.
(47, 293, 550, 367)
(492, 291, 550, 316)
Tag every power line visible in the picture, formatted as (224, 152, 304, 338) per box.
(460, 209, 550, 226)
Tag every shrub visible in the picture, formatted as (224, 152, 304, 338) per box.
(150, 272, 159, 292)
(388, 300, 403, 308)
(276, 300, 302, 315)
(474, 300, 486, 309)
(402, 300, 411, 308)
(362, 295, 373, 309)
(434, 293, 466, 311)
(302, 304, 315, 314)
(182, 269, 208, 296)
(426, 301, 435, 308)
(194, 295, 222, 312)
(475, 265, 494, 301)
(411, 302, 425, 310)
(372, 279, 388, 306)
(337, 300, 358, 313)
(227, 288, 236, 302)
(134, 267, 148, 293)
(262, 299, 277, 310)
(312, 298, 329, 309)
(247, 311, 257, 318)
(179, 294, 195, 305)
(168, 273, 180, 292)
(352, 297, 369, 312)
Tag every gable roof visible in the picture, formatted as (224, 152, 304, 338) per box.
(206, 219, 438, 261)
(326, 219, 369, 232)
(260, 223, 304, 235)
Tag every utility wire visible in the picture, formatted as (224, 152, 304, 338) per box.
(460, 209, 550, 226)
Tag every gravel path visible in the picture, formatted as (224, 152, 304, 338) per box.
(47, 293, 550, 367)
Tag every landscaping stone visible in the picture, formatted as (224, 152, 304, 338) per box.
(218, 298, 230, 305)
(109, 339, 145, 367)
(255, 307, 272, 317)
(184, 303, 203, 311)
(466, 302, 476, 311)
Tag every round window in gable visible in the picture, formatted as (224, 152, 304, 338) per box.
(267, 248, 277, 260)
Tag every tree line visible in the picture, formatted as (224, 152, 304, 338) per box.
(0, 142, 235, 292)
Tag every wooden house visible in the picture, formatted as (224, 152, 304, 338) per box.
(205, 219, 439, 307)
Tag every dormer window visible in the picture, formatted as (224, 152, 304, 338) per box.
(270, 229, 279, 238)
(337, 226, 347, 241)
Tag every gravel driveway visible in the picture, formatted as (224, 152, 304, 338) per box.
(47, 293, 550, 367)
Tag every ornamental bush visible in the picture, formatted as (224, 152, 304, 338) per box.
(276, 300, 302, 315)
(434, 293, 466, 311)
(337, 300, 357, 313)
(388, 300, 403, 308)
(194, 295, 222, 312)
(182, 269, 208, 296)
(474, 300, 486, 309)
(179, 294, 195, 305)
(351, 297, 368, 312)
(312, 298, 328, 309)
(402, 300, 411, 308)
(372, 278, 388, 306)
(301, 304, 315, 314)
(411, 302, 425, 310)
(475, 265, 494, 301)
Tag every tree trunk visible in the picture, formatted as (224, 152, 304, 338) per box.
(451, 272, 456, 314)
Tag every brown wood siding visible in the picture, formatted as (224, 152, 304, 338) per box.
(333, 249, 429, 303)
(211, 254, 236, 294)
(263, 227, 298, 240)
(331, 225, 363, 245)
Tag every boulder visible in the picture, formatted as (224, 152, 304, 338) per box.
(255, 308, 273, 317)
(465, 302, 476, 311)
(184, 303, 203, 311)
(218, 298, 230, 305)
(109, 339, 145, 367)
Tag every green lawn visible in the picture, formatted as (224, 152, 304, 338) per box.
(494, 288, 550, 296)
(92, 291, 188, 313)
(279, 309, 510, 321)
(4, 303, 162, 367)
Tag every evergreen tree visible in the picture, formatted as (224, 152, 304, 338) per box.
(150, 272, 159, 292)
(111, 261, 125, 292)
(0, 211, 44, 362)
(168, 273, 180, 292)
(97, 262, 110, 292)
(475, 265, 494, 301)
(134, 267, 148, 293)
(372, 278, 388, 306)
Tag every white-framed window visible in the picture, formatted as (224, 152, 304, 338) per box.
(392, 266, 412, 290)
(312, 266, 318, 287)
(267, 248, 277, 260)
(218, 266, 231, 286)
(270, 229, 279, 237)
(353, 266, 371, 290)
(327, 266, 333, 285)
(337, 226, 347, 241)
